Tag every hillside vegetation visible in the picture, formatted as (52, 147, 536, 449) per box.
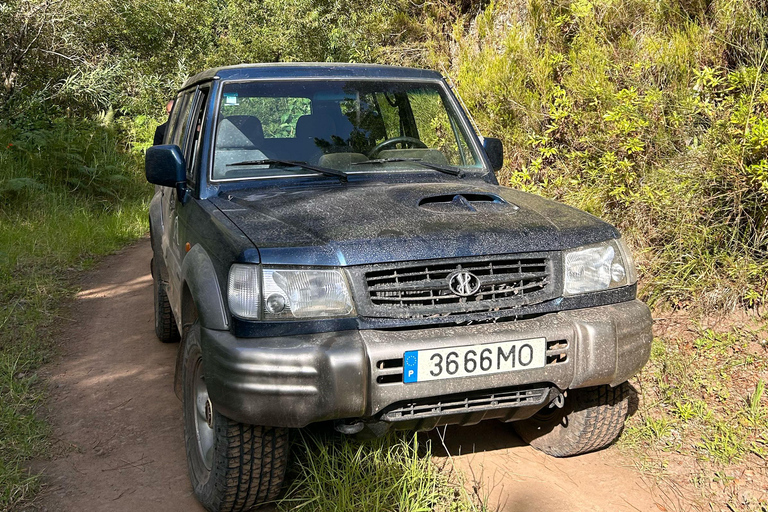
(1, 0, 767, 509)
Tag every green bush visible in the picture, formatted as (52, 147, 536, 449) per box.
(0, 118, 147, 203)
(430, 0, 768, 310)
(0, 116, 150, 509)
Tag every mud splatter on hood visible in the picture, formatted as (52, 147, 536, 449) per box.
(210, 181, 618, 266)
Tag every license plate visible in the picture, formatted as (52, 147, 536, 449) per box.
(402, 338, 546, 383)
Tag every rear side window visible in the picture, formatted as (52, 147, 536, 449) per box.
(186, 88, 209, 183)
(168, 91, 194, 147)
(220, 95, 311, 138)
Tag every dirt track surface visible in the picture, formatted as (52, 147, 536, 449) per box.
(31, 239, 663, 511)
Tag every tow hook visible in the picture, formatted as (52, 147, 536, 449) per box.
(334, 420, 364, 435)
(548, 390, 566, 409)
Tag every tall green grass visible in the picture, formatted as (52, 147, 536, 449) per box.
(0, 118, 150, 508)
(278, 432, 483, 512)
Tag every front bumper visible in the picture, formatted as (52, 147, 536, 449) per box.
(202, 299, 652, 428)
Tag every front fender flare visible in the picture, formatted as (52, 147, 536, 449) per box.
(149, 192, 168, 280)
(180, 244, 229, 331)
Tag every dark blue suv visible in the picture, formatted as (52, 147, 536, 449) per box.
(145, 63, 652, 511)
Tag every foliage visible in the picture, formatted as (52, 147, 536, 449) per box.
(278, 431, 484, 512)
(0, 118, 149, 509)
(420, 0, 768, 310)
(622, 325, 768, 509)
(0, 0, 412, 119)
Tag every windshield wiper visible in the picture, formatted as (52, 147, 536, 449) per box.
(351, 158, 464, 178)
(227, 159, 348, 181)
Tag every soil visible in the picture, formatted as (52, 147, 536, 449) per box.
(29, 239, 668, 511)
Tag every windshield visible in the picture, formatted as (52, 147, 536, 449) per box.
(211, 80, 483, 181)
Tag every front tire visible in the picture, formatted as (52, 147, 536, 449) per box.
(513, 383, 631, 457)
(182, 322, 289, 511)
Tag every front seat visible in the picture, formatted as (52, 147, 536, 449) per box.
(295, 114, 336, 162)
(214, 116, 266, 178)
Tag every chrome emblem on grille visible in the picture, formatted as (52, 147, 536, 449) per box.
(447, 270, 480, 297)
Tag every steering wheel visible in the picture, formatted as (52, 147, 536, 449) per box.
(369, 136, 427, 158)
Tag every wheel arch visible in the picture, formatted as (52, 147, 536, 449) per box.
(149, 192, 168, 280)
(174, 245, 230, 399)
(179, 244, 229, 332)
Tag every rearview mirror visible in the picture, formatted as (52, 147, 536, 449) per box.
(145, 145, 186, 188)
(482, 137, 503, 172)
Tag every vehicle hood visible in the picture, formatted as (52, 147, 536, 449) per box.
(209, 181, 618, 266)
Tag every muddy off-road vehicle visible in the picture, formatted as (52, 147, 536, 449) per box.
(145, 63, 652, 511)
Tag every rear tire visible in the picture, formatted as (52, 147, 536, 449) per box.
(513, 383, 631, 457)
(182, 321, 289, 511)
(152, 257, 180, 343)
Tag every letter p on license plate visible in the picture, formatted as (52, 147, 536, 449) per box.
(403, 338, 546, 383)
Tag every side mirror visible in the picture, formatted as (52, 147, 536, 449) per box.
(482, 137, 504, 172)
(145, 145, 186, 188)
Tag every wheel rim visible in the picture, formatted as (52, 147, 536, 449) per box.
(192, 358, 214, 470)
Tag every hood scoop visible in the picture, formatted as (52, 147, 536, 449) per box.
(418, 193, 516, 213)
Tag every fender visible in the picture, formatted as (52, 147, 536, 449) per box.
(180, 244, 230, 331)
(148, 191, 168, 280)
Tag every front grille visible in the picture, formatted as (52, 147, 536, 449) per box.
(381, 387, 550, 421)
(360, 254, 556, 318)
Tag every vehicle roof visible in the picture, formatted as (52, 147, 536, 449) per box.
(180, 63, 444, 90)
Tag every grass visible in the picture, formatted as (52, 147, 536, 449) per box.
(0, 194, 148, 508)
(278, 431, 484, 512)
(0, 119, 150, 509)
(621, 321, 768, 509)
(0, 117, 487, 512)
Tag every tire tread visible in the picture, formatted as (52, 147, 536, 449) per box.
(153, 258, 180, 343)
(514, 383, 631, 458)
(212, 419, 288, 511)
(183, 323, 289, 511)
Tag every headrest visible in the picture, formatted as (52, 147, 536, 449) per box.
(216, 116, 263, 149)
(226, 115, 264, 141)
(296, 114, 335, 141)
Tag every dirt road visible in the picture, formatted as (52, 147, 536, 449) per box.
(32, 239, 663, 511)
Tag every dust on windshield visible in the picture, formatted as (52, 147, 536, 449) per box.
(211, 80, 483, 181)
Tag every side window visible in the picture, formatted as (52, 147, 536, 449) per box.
(409, 91, 467, 165)
(172, 91, 195, 149)
(167, 91, 194, 149)
(165, 92, 186, 144)
(186, 87, 209, 183)
(220, 96, 311, 138)
(375, 93, 403, 140)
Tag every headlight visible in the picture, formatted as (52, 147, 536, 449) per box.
(262, 268, 354, 319)
(563, 238, 637, 296)
(227, 264, 355, 320)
